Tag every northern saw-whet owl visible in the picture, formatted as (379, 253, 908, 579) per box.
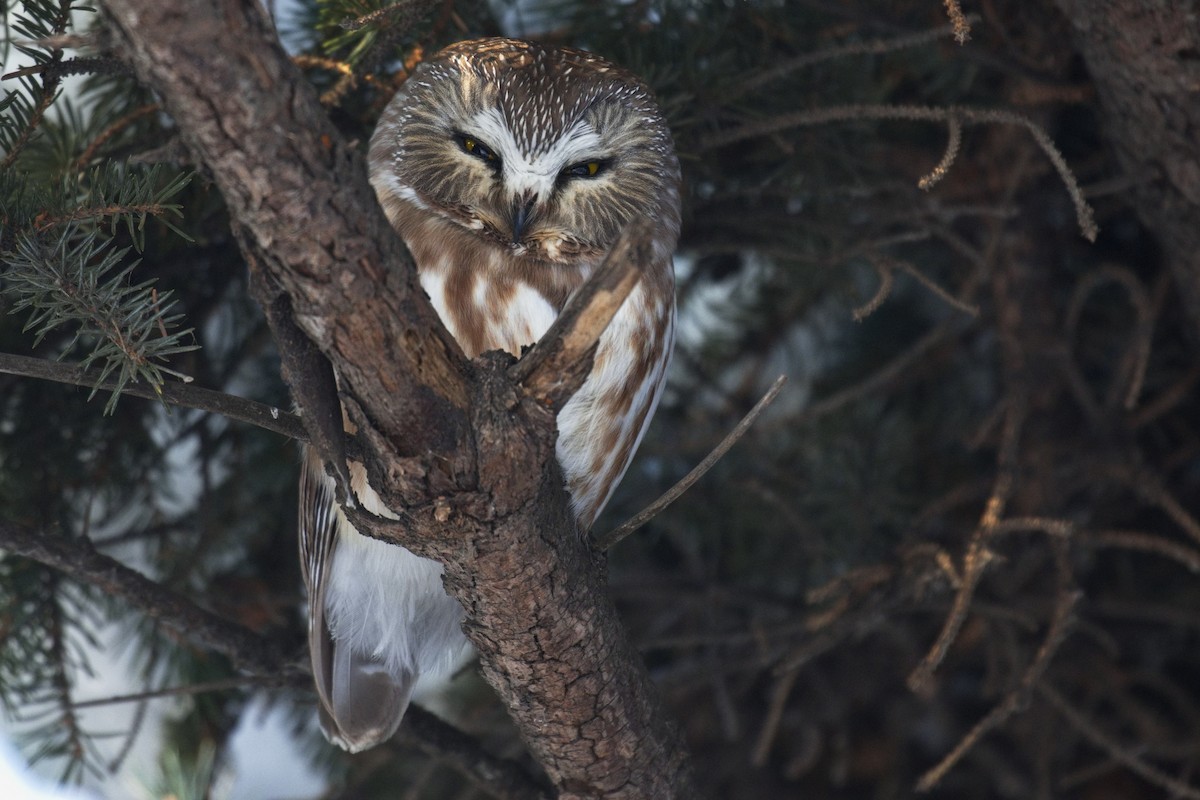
(299, 37, 680, 752)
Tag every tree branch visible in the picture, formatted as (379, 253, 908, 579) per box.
(597, 375, 787, 550)
(99, 1, 699, 795)
(0, 518, 297, 676)
(100, 0, 472, 470)
(510, 219, 652, 411)
(0, 351, 307, 441)
(0, 517, 551, 800)
(699, 103, 1097, 241)
(394, 712, 555, 800)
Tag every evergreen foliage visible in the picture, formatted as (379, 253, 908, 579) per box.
(1, 0, 1198, 797)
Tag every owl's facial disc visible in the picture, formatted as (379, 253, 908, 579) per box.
(450, 108, 614, 259)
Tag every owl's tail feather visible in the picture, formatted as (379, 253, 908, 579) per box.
(317, 629, 416, 753)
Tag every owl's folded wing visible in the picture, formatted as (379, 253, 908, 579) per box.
(299, 449, 414, 752)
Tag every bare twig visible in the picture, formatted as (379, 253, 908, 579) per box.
(1039, 684, 1200, 799)
(919, 116, 963, 190)
(71, 675, 292, 709)
(942, 0, 973, 43)
(1101, 463, 1200, 547)
(292, 54, 358, 105)
(596, 375, 787, 550)
(1088, 530, 1200, 573)
(797, 322, 960, 423)
(730, 17, 981, 96)
(855, 255, 979, 321)
(698, 103, 1098, 241)
(511, 219, 654, 411)
(1132, 364, 1200, 428)
(897, 257, 980, 316)
(1064, 264, 1154, 411)
(916, 589, 1081, 790)
(853, 261, 895, 321)
(0, 351, 307, 441)
(751, 670, 799, 767)
(908, 398, 1025, 693)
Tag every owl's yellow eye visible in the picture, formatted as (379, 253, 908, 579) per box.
(457, 132, 499, 164)
(563, 160, 605, 179)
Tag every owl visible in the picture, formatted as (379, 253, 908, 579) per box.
(299, 37, 680, 752)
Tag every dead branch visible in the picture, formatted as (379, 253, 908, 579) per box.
(908, 398, 1025, 694)
(916, 589, 1080, 790)
(511, 219, 653, 411)
(730, 17, 981, 96)
(1064, 263, 1154, 412)
(597, 375, 787, 549)
(941, 0, 973, 43)
(1039, 684, 1200, 800)
(698, 103, 1098, 241)
(919, 116, 963, 190)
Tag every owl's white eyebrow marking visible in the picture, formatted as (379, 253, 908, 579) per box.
(467, 107, 604, 202)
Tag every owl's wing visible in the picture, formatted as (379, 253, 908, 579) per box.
(298, 448, 415, 752)
(556, 269, 676, 528)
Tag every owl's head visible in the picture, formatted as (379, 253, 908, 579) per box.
(368, 38, 680, 266)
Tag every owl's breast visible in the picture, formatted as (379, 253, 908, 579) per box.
(418, 261, 558, 359)
(401, 214, 568, 359)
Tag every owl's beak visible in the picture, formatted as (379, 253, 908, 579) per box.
(510, 195, 537, 244)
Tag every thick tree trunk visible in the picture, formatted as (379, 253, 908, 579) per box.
(1053, 0, 1200, 339)
(99, 1, 697, 796)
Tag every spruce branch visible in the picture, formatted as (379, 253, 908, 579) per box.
(0, 75, 59, 169)
(0, 519, 299, 677)
(1, 56, 129, 82)
(317, 0, 438, 66)
(0, 0, 76, 169)
(4, 225, 199, 412)
(73, 103, 160, 169)
(0, 521, 549, 798)
(0, 351, 308, 441)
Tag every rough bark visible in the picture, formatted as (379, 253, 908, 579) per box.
(98, 0, 697, 796)
(1053, 0, 1200, 339)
